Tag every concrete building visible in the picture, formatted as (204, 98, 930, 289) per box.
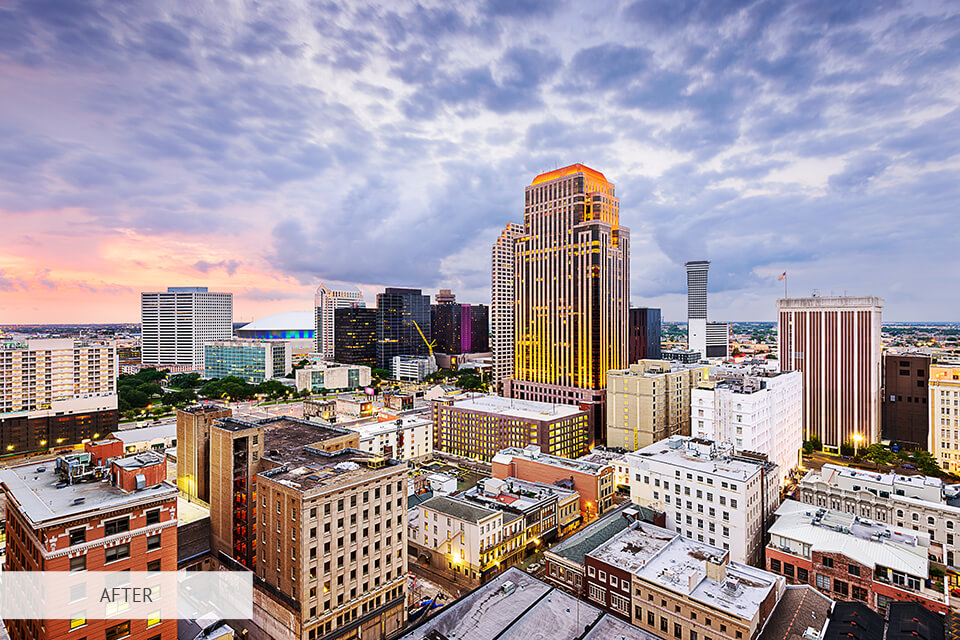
(431, 295, 490, 355)
(0, 338, 119, 455)
(376, 287, 431, 369)
(295, 362, 372, 393)
(314, 283, 365, 359)
(207, 416, 406, 640)
(777, 296, 883, 450)
(881, 352, 931, 448)
(706, 321, 731, 359)
(390, 355, 437, 382)
(333, 306, 376, 366)
(930, 363, 960, 472)
(347, 414, 433, 461)
(141, 286, 233, 370)
(237, 311, 315, 360)
(1, 443, 178, 640)
(627, 436, 780, 565)
(203, 338, 291, 383)
(407, 477, 579, 586)
(112, 422, 176, 453)
(691, 370, 803, 486)
(580, 447, 631, 488)
(433, 395, 590, 461)
(766, 500, 948, 615)
(629, 307, 662, 362)
(663, 348, 703, 364)
(606, 360, 710, 451)
(491, 222, 523, 395)
(505, 164, 630, 445)
(686, 260, 710, 358)
(177, 404, 232, 503)
(492, 445, 615, 519)
(796, 463, 960, 584)
(585, 519, 784, 640)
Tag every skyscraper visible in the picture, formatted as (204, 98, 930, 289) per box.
(491, 223, 523, 393)
(503, 164, 630, 444)
(628, 307, 662, 361)
(777, 295, 883, 450)
(375, 287, 431, 369)
(430, 293, 490, 354)
(140, 286, 233, 370)
(334, 305, 377, 365)
(685, 261, 709, 358)
(314, 283, 365, 358)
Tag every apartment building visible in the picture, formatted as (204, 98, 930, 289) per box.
(581, 447, 631, 488)
(691, 370, 803, 486)
(315, 284, 365, 359)
(585, 520, 784, 640)
(627, 436, 780, 566)
(930, 363, 960, 472)
(796, 463, 960, 583)
(491, 223, 523, 395)
(0, 338, 118, 454)
(492, 445, 615, 518)
(295, 363, 372, 393)
(346, 414, 433, 461)
(606, 360, 709, 451)
(433, 395, 590, 461)
(176, 404, 232, 503)
(766, 500, 947, 615)
(1, 442, 178, 640)
(141, 287, 233, 370)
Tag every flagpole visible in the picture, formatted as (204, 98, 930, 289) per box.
(784, 274, 787, 299)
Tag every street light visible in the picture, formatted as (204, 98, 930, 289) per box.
(852, 433, 863, 456)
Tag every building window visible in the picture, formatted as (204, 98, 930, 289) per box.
(146, 509, 161, 526)
(588, 584, 606, 602)
(770, 559, 781, 573)
(146, 534, 161, 551)
(105, 621, 131, 640)
(848, 564, 860, 577)
(70, 555, 86, 572)
(821, 557, 834, 569)
(815, 574, 830, 590)
(105, 543, 131, 564)
(69, 528, 86, 546)
(797, 567, 809, 583)
(104, 517, 130, 536)
(834, 579, 849, 597)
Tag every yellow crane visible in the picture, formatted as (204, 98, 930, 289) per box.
(411, 320, 436, 357)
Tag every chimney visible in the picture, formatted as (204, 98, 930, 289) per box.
(706, 554, 728, 583)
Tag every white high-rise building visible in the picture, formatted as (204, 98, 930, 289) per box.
(691, 370, 803, 486)
(140, 287, 233, 370)
(314, 283, 365, 358)
(685, 261, 709, 358)
(491, 222, 522, 395)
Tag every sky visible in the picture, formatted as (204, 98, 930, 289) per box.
(1, 0, 959, 324)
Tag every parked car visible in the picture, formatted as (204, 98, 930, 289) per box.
(526, 563, 541, 574)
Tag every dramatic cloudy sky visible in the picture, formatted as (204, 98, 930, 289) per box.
(1, 0, 959, 324)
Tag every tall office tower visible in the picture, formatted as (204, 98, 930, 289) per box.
(0, 338, 118, 454)
(140, 286, 233, 370)
(314, 283, 365, 358)
(470, 304, 489, 352)
(506, 164, 630, 444)
(177, 404, 232, 503)
(334, 306, 377, 365)
(706, 321, 730, 358)
(435, 289, 456, 305)
(882, 352, 931, 448)
(628, 307, 662, 361)
(431, 301, 461, 353)
(930, 364, 960, 472)
(777, 296, 883, 450)
(491, 223, 523, 394)
(375, 287, 431, 369)
(685, 260, 709, 358)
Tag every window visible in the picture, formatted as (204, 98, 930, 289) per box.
(833, 579, 849, 597)
(69, 615, 86, 630)
(146, 509, 161, 526)
(105, 543, 130, 564)
(104, 518, 130, 536)
(147, 559, 161, 573)
(848, 564, 860, 577)
(815, 574, 830, 590)
(105, 621, 131, 640)
(146, 611, 161, 627)
(770, 559, 781, 573)
(797, 567, 809, 583)
(146, 534, 161, 551)
(70, 555, 86, 572)
(821, 557, 834, 569)
(69, 528, 86, 546)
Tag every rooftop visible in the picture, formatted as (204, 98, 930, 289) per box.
(111, 423, 176, 444)
(450, 394, 585, 421)
(580, 448, 629, 466)
(530, 163, 610, 186)
(776, 296, 884, 309)
(886, 602, 946, 640)
(609, 360, 706, 377)
(547, 503, 635, 565)
(492, 446, 610, 476)
(758, 585, 833, 640)
(462, 477, 578, 514)
(237, 311, 313, 332)
(822, 603, 883, 640)
(819, 463, 943, 492)
(417, 495, 498, 524)
(628, 436, 769, 481)
(180, 404, 230, 415)
(347, 415, 432, 439)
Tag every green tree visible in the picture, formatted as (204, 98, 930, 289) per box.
(839, 440, 855, 457)
(909, 449, 942, 476)
(372, 368, 391, 380)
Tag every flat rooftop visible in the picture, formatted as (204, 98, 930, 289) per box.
(548, 503, 634, 565)
(177, 495, 210, 525)
(590, 521, 681, 573)
(492, 447, 609, 475)
(0, 457, 177, 526)
(111, 423, 176, 443)
(629, 437, 766, 481)
(450, 395, 585, 421)
(417, 495, 498, 524)
(820, 463, 943, 492)
(462, 477, 578, 513)
(348, 415, 432, 438)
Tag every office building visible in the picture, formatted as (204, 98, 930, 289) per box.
(706, 321, 730, 359)
(606, 360, 709, 451)
(295, 362, 371, 392)
(492, 445, 615, 519)
(203, 338, 291, 383)
(686, 260, 710, 358)
(314, 283, 365, 359)
(881, 352, 930, 448)
(691, 370, 803, 486)
(1, 443, 178, 640)
(777, 296, 883, 450)
(627, 436, 780, 565)
(208, 416, 406, 640)
(663, 348, 702, 363)
(929, 363, 960, 472)
(491, 223, 523, 394)
(766, 500, 947, 615)
(112, 422, 176, 454)
(433, 395, 590, 460)
(347, 414, 433, 461)
(375, 287, 431, 369)
(0, 338, 118, 454)
(505, 164, 630, 445)
(333, 306, 376, 366)
(177, 404, 232, 503)
(796, 463, 960, 576)
(470, 304, 489, 353)
(629, 307, 662, 362)
(584, 520, 784, 640)
(390, 355, 437, 381)
(430, 295, 488, 355)
(236, 311, 315, 359)
(141, 286, 233, 370)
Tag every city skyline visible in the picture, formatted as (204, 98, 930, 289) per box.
(2, 1, 960, 324)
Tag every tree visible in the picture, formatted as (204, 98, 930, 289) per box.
(839, 440, 855, 457)
(909, 449, 942, 476)
(802, 441, 815, 456)
(372, 368, 391, 380)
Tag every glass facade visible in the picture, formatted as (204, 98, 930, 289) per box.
(334, 307, 376, 366)
(204, 342, 269, 383)
(376, 288, 431, 369)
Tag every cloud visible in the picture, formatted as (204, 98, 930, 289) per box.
(193, 260, 241, 275)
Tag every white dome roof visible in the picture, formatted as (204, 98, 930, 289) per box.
(239, 311, 313, 331)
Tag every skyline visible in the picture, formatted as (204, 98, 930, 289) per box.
(2, 0, 960, 323)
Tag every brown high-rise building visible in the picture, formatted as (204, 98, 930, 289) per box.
(177, 403, 232, 503)
(881, 352, 930, 448)
(777, 296, 883, 450)
(501, 164, 630, 444)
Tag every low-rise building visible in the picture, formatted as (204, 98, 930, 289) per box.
(203, 338, 291, 383)
(663, 348, 703, 364)
(391, 355, 437, 381)
(433, 395, 590, 461)
(347, 414, 433, 461)
(295, 363, 372, 393)
(627, 436, 780, 565)
(766, 500, 948, 615)
(492, 445, 615, 519)
(581, 447, 631, 488)
(112, 422, 177, 454)
(930, 363, 960, 472)
(335, 397, 373, 418)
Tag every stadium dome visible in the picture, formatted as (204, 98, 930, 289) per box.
(236, 311, 314, 340)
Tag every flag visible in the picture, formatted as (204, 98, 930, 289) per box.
(778, 272, 787, 281)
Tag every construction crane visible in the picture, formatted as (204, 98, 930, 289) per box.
(411, 320, 436, 357)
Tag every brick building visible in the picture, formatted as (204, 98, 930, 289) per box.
(177, 404, 232, 504)
(881, 352, 930, 448)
